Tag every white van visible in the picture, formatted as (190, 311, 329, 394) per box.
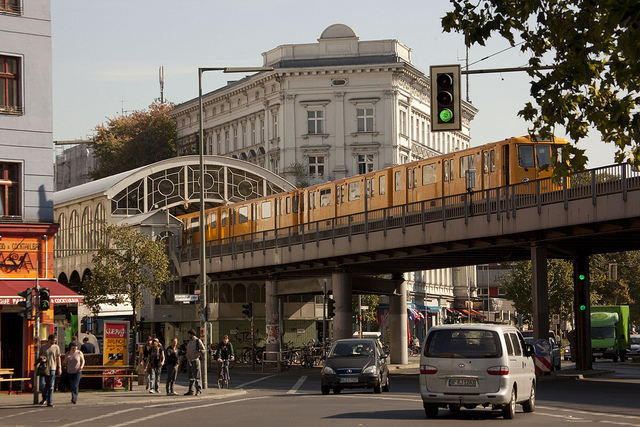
(419, 324, 536, 419)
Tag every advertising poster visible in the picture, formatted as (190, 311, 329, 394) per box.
(103, 321, 129, 390)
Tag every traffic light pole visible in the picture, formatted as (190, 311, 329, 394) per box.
(33, 280, 40, 404)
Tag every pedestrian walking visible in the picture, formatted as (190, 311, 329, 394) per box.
(80, 337, 95, 354)
(64, 341, 85, 404)
(39, 334, 61, 407)
(165, 337, 179, 396)
(145, 338, 164, 393)
(184, 329, 205, 396)
(141, 336, 153, 390)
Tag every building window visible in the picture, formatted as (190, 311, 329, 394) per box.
(251, 122, 256, 145)
(0, 162, 20, 217)
(260, 119, 265, 143)
(0, 0, 20, 14)
(1, 55, 21, 114)
(233, 127, 238, 150)
(216, 133, 221, 155)
(308, 156, 324, 179)
(357, 107, 374, 132)
(224, 131, 230, 153)
(272, 114, 279, 138)
(358, 154, 374, 174)
(242, 125, 247, 148)
(307, 110, 325, 134)
(400, 110, 407, 135)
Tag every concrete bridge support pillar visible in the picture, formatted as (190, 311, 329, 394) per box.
(332, 270, 353, 340)
(531, 244, 550, 344)
(390, 273, 408, 365)
(265, 278, 280, 368)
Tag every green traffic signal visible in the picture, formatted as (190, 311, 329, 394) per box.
(579, 304, 587, 311)
(439, 109, 453, 123)
(578, 274, 586, 280)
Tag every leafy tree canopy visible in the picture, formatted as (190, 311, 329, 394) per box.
(90, 100, 177, 179)
(499, 252, 638, 327)
(352, 294, 381, 329)
(443, 0, 640, 175)
(83, 225, 172, 315)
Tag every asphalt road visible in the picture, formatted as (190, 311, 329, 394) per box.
(0, 359, 638, 427)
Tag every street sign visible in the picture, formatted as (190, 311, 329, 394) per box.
(174, 294, 199, 302)
(552, 314, 560, 325)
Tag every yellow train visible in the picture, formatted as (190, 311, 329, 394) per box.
(179, 135, 567, 245)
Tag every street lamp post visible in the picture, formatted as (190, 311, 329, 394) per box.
(197, 66, 273, 388)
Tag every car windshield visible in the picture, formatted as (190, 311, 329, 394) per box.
(630, 336, 640, 345)
(329, 340, 375, 357)
(425, 329, 502, 359)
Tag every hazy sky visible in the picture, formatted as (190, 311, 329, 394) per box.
(51, 0, 617, 167)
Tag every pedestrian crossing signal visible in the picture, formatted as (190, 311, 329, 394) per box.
(39, 288, 50, 310)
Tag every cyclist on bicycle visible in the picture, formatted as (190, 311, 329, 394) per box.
(215, 335, 235, 382)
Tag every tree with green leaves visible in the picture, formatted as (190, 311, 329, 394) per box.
(287, 161, 312, 188)
(91, 100, 177, 179)
(84, 225, 172, 362)
(352, 294, 380, 331)
(499, 259, 575, 326)
(499, 253, 638, 328)
(443, 1, 640, 175)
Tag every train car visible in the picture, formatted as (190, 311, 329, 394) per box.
(179, 135, 568, 246)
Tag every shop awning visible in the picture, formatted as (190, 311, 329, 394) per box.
(0, 279, 83, 305)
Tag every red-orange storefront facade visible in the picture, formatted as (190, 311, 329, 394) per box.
(0, 223, 82, 392)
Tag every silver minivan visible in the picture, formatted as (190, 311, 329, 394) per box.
(419, 324, 536, 419)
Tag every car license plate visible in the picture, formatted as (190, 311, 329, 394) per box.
(340, 377, 358, 383)
(449, 378, 476, 387)
(593, 352, 603, 357)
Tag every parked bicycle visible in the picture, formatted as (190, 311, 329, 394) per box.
(218, 359, 231, 389)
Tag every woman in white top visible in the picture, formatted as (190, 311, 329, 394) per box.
(64, 342, 85, 404)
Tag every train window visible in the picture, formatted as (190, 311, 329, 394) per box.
(238, 206, 249, 223)
(340, 185, 345, 203)
(460, 154, 476, 178)
(536, 145, 551, 167)
(483, 151, 489, 174)
(210, 213, 217, 230)
(261, 201, 271, 219)
(490, 150, 496, 172)
(286, 197, 291, 214)
(395, 171, 402, 191)
(422, 164, 437, 185)
(518, 145, 535, 167)
(292, 195, 299, 213)
(413, 168, 418, 188)
(191, 217, 199, 233)
(221, 210, 227, 227)
(407, 169, 413, 189)
(450, 159, 455, 179)
(379, 175, 386, 195)
(320, 189, 332, 207)
(444, 161, 449, 182)
(348, 181, 361, 201)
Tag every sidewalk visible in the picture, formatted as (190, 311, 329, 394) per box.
(0, 381, 246, 408)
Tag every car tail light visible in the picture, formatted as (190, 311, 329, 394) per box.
(420, 365, 437, 374)
(487, 366, 509, 376)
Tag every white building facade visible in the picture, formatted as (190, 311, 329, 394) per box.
(171, 24, 479, 336)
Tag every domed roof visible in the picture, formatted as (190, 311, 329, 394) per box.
(320, 24, 358, 40)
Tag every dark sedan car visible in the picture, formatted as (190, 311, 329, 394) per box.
(321, 338, 390, 395)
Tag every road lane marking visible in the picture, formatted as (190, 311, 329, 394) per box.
(108, 396, 270, 427)
(286, 376, 307, 394)
(235, 374, 276, 389)
(59, 408, 140, 426)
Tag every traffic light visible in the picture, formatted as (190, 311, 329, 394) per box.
(242, 302, 253, 319)
(39, 288, 51, 311)
(327, 298, 336, 319)
(18, 288, 33, 320)
(430, 64, 461, 131)
(608, 263, 618, 280)
(576, 272, 588, 311)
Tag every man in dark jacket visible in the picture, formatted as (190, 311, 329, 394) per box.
(165, 337, 179, 396)
(215, 335, 235, 382)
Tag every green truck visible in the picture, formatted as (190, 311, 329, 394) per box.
(591, 305, 630, 362)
